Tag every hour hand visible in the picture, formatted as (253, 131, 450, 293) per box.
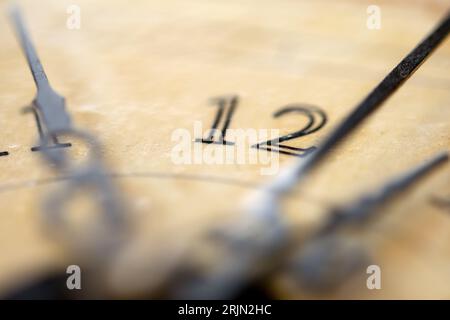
(9, 5, 71, 133)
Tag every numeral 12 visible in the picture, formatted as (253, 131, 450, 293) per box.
(196, 95, 327, 157)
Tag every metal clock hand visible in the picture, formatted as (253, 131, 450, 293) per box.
(9, 7, 128, 266)
(291, 152, 448, 291)
(287, 11, 450, 189)
(9, 5, 71, 134)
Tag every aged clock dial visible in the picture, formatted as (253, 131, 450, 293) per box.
(0, 0, 448, 299)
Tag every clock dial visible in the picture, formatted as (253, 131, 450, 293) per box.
(0, 0, 448, 299)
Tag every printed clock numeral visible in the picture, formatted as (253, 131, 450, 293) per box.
(253, 104, 327, 157)
(196, 96, 327, 157)
(196, 95, 239, 145)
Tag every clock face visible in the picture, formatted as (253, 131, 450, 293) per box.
(0, 0, 448, 299)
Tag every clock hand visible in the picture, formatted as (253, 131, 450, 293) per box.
(290, 152, 448, 291)
(318, 151, 448, 235)
(246, 10, 450, 277)
(9, 7, 128, 267)
(9, 5, 71, 134)
(237, 10, 450, 242)
(173, 152, 448, 298)
(268, 10, 450, 195)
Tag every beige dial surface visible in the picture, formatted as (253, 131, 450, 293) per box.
(0, 0, 448, 298)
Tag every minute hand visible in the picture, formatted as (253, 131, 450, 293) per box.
(293, 11, 450, 183)
(9, 6, 71, 133)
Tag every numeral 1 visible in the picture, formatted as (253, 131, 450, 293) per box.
(196, 95, 239, 145)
